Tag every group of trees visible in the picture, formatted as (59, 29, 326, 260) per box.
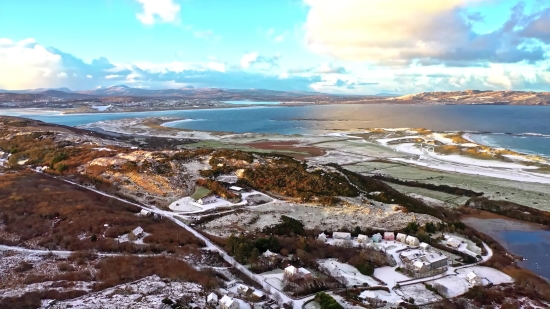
(466, 197, 550, 227)
(314, 292, 343, 309)
(372, 174, 483, 197)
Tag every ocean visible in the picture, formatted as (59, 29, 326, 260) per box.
(2, 104, 550, 157)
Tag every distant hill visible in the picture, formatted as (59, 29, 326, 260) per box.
(392, 90, 550, 105)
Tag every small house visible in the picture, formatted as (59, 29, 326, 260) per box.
(384, 232, 395, 241)
(298, 267, 312, 279)
(219, 295, 239, 309)
(466, 272, 483, 286)
(332, 232, 352, 240)
(420, 253, 448, 270)
(207, 293, 218, 305)
(359, 290, 379, 302)
(284, 265, 298, 278)
(396, 233, 407, 243)
(139, 209, 151, 216)
(128, 226, 144, 241)
(237, 284, 254, 296)
(318, 233, 328, 243)
(400, 251, 420, 263)
(371, 233, 382, 243)
(419, 242, 430, 250)
(405, 236, 420, 247)
(252, 290, 265, 300)
(446, 238, 461, 249)
(357, 234, 370, 243)
(413, 260, 430, 273)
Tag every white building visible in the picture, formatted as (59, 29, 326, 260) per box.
(197, 195, 217, 205)
(396, 233, 407, 243)
(298, 267, 312, 279)
(219, 295, 239, 309)
(229, 186, 245, 192)
(128, 226, 144, 241)
(332, 232, 352, 240)
(139, 209, 151, 216)
(262, 249, 277, 258)
(284, 265, 298, 278)
(419, 242, 430, 250)
(318, 232, 328, 242)
(207, 292, 218, 305)
(405, 236, 420, 247)
(357, 234, 370, 243)
(466, 271, 483, 286)
(446, 238, 461, 249)
(237, 284, 253, 296)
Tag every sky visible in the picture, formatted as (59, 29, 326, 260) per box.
(1, 0, 550, 94)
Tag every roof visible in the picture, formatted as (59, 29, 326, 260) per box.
(207, 293, 218, 302)
(406, 236, 419, 243)
(190, 186, 213, 200)
(419, 242, 430, 248)
(396, 233, 407, 238)
(422, 253, 448, 264)
(237, 284, 251, 291)
(284, 265, 297, 273)
(401, 251, 419, 259)
(298, 267, 311, 275)
(252, 290, 265, 297)
(229, 186, 244, 191)
(413, 260, 426, 269)
(357, 234, 369, 239)
(447, 238, 461, 246)
(263, 249, 275, 257)
(131, 226, 144, 235)
(372, 233, 382, 239)
(384, 232, 394, 236)
(333, 232, 351, 237)
(219, 295, 235, 307)
(467, 272, 480, 280)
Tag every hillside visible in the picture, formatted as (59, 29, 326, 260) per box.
(393, 90, 550, 105)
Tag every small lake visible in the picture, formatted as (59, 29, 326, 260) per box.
(462, 216, 550, 280)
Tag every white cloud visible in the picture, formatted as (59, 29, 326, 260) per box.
(86, 75, 93, 78)
(0, 38, 62, 89)
(303, 0, 544, 66)
(207, 61, 226, 72)
(57, 72, 67, 78)
(105, 74, 121, 79)
(240, 52, 259, 69)
(136, 0, 180, 25)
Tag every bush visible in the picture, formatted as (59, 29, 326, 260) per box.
(315, 292, 344, 309)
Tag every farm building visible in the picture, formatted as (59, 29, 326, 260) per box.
(128, 226, 144, 241)
(384, 232, 395, 241)
(333, 232, 352, 240)
(207, 293, 218, 305)
(396, 233, 407, 243)
(252, 290, 265, 300)
(419, 242, 430, 250)
(371, 233, 383, 243)
(466, 272, 483, 286)
(229, 186, 245, 193)
(446, 238, 461, 249)
(406, 236, 420, 247)
(219, 295, 239, 309)
(318, 232, 328, 242)
(400, 251, 421, 263)
(419, 253, 448, 270)
(298, 267, 312, 279)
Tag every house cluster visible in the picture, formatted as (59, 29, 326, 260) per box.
(283, 265, 312, 280)
(206, 284, 265, 309)
(318, 231, 422, 247)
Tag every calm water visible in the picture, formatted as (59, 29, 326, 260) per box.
(2, 104, 550, 156)
(500, 230, 550, 280)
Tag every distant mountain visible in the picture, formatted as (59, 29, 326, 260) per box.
(0, 87, 73, 94)
(375, 92, 400, 97)
(393, 90, 550, 105)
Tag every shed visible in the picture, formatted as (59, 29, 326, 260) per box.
(139, 209, 151, 216)
(405, 236, 420, 247)
(332, 232, 352, 240)
(128, 226, 144, 241)
(466, 271, 483, 286)
(446, 238, 461, 249)
(229, 186, 245, 192)
(371, 233, 383, 243)
(396, 233, 407, 243)
(384, 232, 395, 241)
(318, 233, 328, 242)
(419, 242, 430, 250)
(284, 265, 298, 278)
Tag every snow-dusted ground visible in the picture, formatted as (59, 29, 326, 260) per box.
(399, 283, 443, 305)
(46, 275, 206, 309)
(456, 266, 513, 285)
(432, 275, 470, 298)
(319, 259, 381, 287)
(168, 190, 274, 213)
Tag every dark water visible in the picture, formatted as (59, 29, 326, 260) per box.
(500, 230, 550, 280)
(2, 104, 550, 156)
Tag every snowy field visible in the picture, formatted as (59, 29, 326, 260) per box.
(399, 283, 443, 305)
(319, 259, 381, 287)
(456, 266, 513, 285)
(46, 275, 207, 309)
(433, 275, 470, 298)
(168, 190, 273, 213)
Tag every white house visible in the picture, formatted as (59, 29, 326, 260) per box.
(419, 242, 430, 250)
(284, 265, 298, 278)
(252, 290, 265, 299)
(384, 232, 395, 241)
(396, 233, 408, 243)
(359, 290, 379, 301)
(207, 293, 218, 305)
(219, 295, 239, 309)
(128, 226, 144, 241)
(332, 232, 352, 240)
(237, 284, 253, 296)
(318, 232, 328, 242)
(229, 186, 245, 192)
(139, 209, 151, 216)
(357, 234, 370, 243)
(446, 238, 461, 249)
(466, 272, 483, 286)
(405, 236, 420, 247)
(371, 233, 383, 243)
(420, 253, 448, 270)
(197, 195, 217, 205)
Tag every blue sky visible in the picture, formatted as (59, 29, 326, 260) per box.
(1, 0, 550, 94)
